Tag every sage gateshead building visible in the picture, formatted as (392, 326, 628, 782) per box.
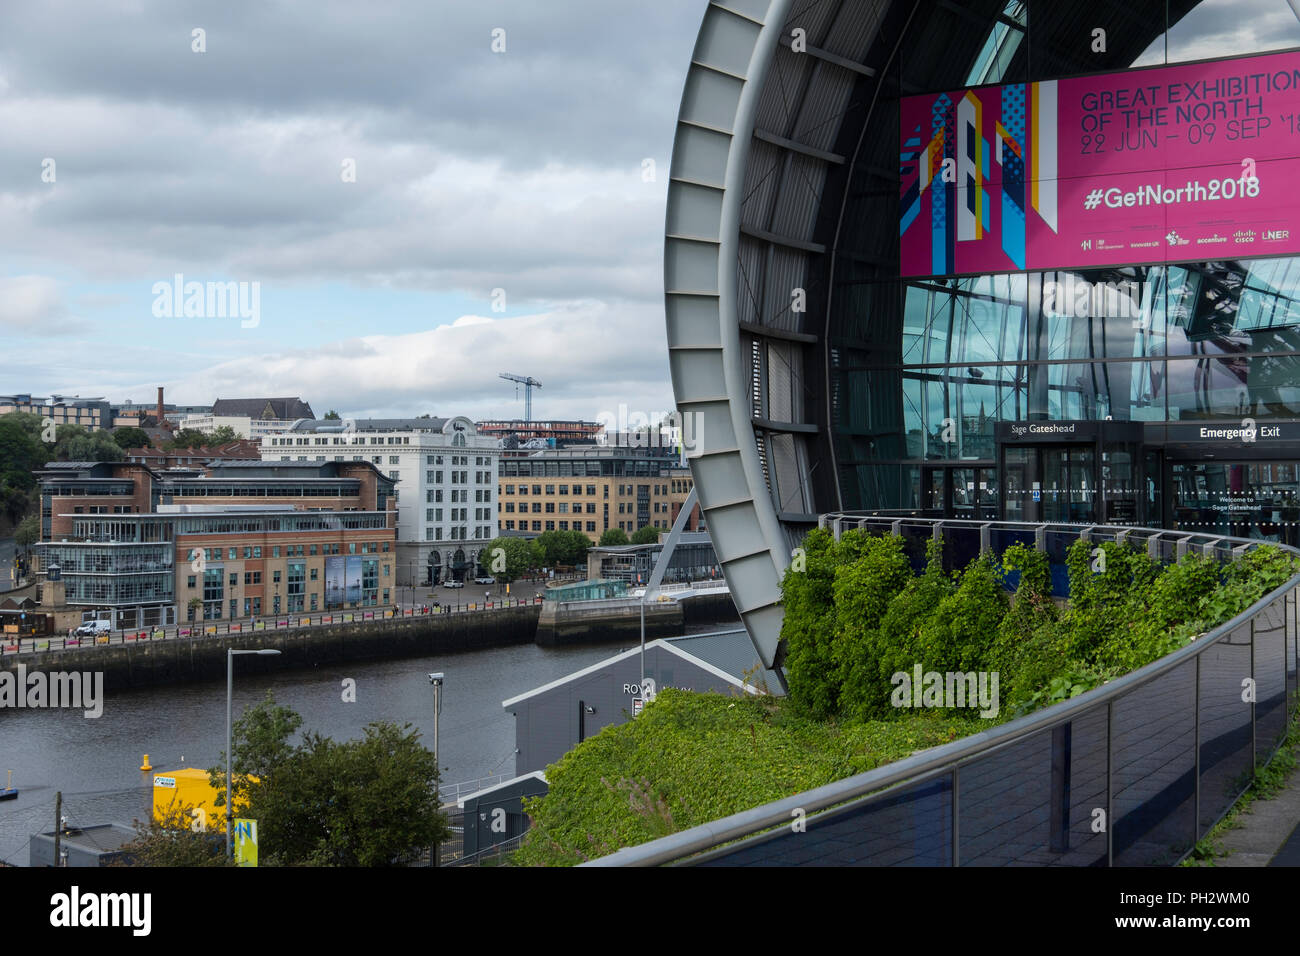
(664, 0, 1300, 666)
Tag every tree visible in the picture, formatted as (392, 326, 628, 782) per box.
(52, 425, 124, 463)
(164, 428, 211, 450)
(323, 410, 341, 420)
(14, 515, 39, 551)
(213, 694, 449, 866)
(484, 536, 534, 582)
(599, 528, 630, 547)
(0, 414, 50, 489)
(111, 426, 152, 450)
(209, 425, 239, 444)
(532, 529, 591, 567)
(114, 801, 232, 867)
(564, 529, 592, 565)
(631, 525, 662, 545)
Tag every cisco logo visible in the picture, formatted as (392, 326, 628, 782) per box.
(153, 776, 176, 788)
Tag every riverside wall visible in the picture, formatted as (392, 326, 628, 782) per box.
(1, 606, 540, 693)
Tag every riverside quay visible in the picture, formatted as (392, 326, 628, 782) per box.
(34, 460, 397, 629)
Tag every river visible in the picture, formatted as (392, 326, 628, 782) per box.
(0, 630, 696, 865)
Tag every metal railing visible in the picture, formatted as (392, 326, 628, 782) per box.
(0, 597, 546, 656)
(438, 772, 515, 806)
(587, 517, 1300, 867)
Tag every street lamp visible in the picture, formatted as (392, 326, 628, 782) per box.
(427, 672, 444, 866)
(227, 647, 281, 859)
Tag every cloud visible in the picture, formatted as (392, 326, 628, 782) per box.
(0, 275, 85, 333)
(154, 300, 673, 419)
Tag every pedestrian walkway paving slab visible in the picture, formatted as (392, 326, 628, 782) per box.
(1214, 762, 1300, 866)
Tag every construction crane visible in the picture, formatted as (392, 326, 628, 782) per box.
(499, 373, 542, 422)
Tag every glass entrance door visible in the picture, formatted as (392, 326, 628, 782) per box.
(1041, 446, 1096, 524)
(1001, 444, 1097, 523)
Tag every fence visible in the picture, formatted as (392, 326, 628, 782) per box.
(0, 597, 545, 656)
(587, 517, 1300, 867)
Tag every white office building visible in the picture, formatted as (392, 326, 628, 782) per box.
(183, 414, 301, 440)
(263, 416, 501, 586)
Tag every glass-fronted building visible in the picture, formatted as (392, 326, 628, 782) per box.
(665, 0, 1300, 668)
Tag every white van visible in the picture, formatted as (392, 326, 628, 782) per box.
(74, 619, 112, 637)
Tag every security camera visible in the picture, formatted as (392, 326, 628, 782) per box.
(428, 672, 444, 685)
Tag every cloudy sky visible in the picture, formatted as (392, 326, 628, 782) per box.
(5, 0, 1299, 425)
(0, 0, 704, 421)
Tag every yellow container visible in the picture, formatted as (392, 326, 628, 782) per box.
(152, 767, 256, 831)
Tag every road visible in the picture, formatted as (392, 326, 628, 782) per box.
(390, 575, 580, 609)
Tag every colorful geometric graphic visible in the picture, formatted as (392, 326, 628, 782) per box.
(900, 49, 1300, 277)
(901, 80, 1054, 276)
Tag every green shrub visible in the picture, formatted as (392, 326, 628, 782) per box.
(511, 690, 981, 866)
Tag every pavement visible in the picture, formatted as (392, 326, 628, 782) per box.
(1209, 734, 1300, 866)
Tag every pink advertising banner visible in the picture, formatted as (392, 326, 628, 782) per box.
(899, 49, 1300, 278)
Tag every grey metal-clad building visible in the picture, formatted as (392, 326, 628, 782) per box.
(459, 771, 550, 859)
(29, 823, 138, 867)
(503, 628, 779, 776)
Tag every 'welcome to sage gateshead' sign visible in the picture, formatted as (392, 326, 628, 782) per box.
(900, 48, 1300, 277)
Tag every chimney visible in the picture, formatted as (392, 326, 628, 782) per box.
(156, 387, 166, 431)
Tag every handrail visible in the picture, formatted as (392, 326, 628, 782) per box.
(0, 595, 548, 656)
(587, 517, 1300, 866)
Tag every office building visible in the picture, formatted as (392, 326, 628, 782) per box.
(35, 459, 396, 628)
(266, 416, 500, 585)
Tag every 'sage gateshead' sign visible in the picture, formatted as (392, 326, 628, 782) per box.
(900, 48, 1300, 277)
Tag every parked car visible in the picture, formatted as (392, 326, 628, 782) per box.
(443, 580, 465, 589)
(74, 620, 111, 637)
(473, 575, 495, 585)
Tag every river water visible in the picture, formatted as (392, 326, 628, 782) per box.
(0, 631, 684, 865)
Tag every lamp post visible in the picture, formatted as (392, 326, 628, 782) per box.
(227, 647, 281, 860)
(427, 671, 443, 866)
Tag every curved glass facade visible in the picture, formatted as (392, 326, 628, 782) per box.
(820, 0, 1300, 541)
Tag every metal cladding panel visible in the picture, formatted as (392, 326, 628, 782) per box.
(723, 548, 784, 615)
(742, 602, 787, 665)
(736, 236, 766, 325)
(665, 237, 720, 294)
(669, 349, 729, 404)
(786, 0, 838, 41)
(822, 0, 887, 60)
(706, 499, 772, 559)
(678, 68, 745, 132)
(714, 0, 775, 21)
(762, 250, 810, 333)
(769, 153, 827, 238)
(666, 182, 725, 240)
(678, 400, 737, 456)
(791, 72, 857, 152)
(665, 296, 724, 349)
(669, 125, 733, 188)
(766, 339, 795, 420)
(739, 139, 782, 230)
(695, 5, 765, 76)
(754, 44, 816, 138)
(666, 0, 797, 672)
(690, 450, 750, 509)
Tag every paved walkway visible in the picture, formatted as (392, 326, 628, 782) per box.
(1212, 760, 1300, 866)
